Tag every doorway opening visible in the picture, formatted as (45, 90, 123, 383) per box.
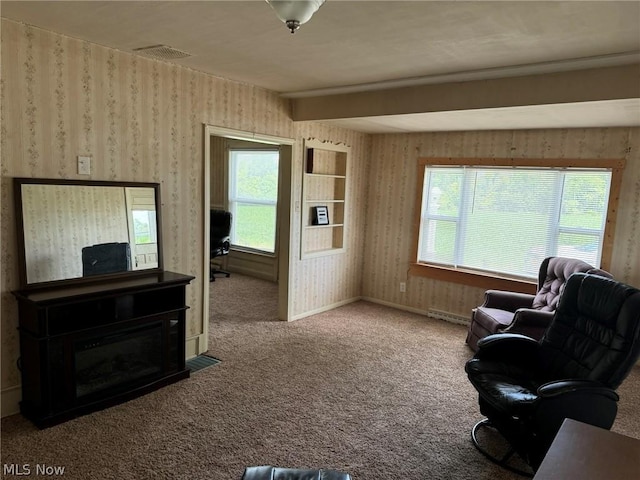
(200, 125, 295, 354)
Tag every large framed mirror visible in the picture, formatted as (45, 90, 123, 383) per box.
(14, 177, 163, 289)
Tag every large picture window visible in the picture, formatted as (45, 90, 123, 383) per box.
(412, 158, 624, 287)
(228, 149, 279, 254)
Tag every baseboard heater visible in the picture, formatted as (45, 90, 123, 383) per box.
(426, 308, 469, 326)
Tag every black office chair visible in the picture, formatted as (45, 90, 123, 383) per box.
(465, 273, 640, 476)
(82, 242, 132, 276)
(210, 209, 232, 281)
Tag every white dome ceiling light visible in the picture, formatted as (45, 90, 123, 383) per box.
(266, 0, 326, 34)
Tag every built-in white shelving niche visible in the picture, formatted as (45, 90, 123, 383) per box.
(300, 139, 350, 259)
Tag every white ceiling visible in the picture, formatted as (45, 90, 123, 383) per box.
(2, 1, 640, 133)
(324, 99, 640, 134)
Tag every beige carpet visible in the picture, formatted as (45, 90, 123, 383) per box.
(2, 273, 639, 479)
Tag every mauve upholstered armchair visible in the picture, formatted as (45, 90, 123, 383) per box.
(465, 256, 612, 351)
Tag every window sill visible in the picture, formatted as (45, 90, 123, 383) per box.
(230, 246, 276, 258)
(409, 263, 537, 294)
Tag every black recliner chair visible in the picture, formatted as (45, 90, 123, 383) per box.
(210, 209, 232, 281)
(465, 272, 640, 476)
(242, 466, 351, 480)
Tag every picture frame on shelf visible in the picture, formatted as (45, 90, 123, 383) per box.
(312, 206, 329, 225)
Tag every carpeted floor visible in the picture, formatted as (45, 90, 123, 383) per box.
(1, 273, 639, 479)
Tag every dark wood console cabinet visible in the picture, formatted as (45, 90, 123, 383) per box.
(13, 271, 194, 428)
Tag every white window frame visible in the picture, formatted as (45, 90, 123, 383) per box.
(410, 157, 625, 293)
(228, 148, 280, 254)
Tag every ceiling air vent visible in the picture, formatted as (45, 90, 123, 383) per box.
(132, 45, 192, 60)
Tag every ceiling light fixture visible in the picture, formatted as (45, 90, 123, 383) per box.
(266, 0, 326, 34)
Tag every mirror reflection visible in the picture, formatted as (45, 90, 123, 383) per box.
(19, 182, 160, 285)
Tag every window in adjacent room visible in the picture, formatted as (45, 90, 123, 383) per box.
(228, 148, 280, 254)
(125, 186, 159, 270)
(132, 210, 157, 245)
(412, 158, 624, 284)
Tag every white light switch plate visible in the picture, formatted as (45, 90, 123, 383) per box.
(77, 156, 91, 175)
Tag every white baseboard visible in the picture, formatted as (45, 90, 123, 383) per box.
(361, 297, 470, 326)
(1, 385, 21, 418)
(186, 334, 204, 359)
(360, 296, 428, 316)
(291, 296, 361, 321)
(227, 266, 275, 282)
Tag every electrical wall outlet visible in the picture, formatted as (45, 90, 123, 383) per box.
(400, 282, 406, 293)
(77, 156, 91, 175)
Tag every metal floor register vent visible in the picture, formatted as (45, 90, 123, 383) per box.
(186, 355, 221, 373)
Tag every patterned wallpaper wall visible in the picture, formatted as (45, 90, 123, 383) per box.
(210, 135, 228, 208)
(290, 125, 370, 316)
(362, 128, 640, 318)
(0, 19, 367, 394)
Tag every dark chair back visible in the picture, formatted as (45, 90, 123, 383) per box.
(210, 209, 232, 258)
(539, 273, 640, 388)
(82, 242, 131, 276)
